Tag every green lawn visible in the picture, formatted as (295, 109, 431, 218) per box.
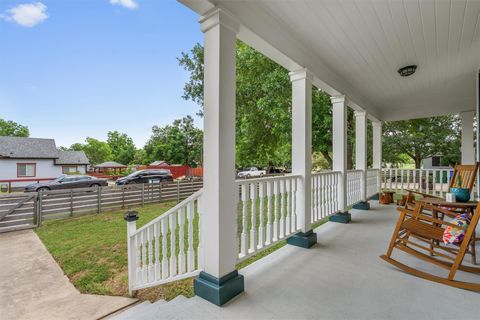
(36, 200, 328, 302)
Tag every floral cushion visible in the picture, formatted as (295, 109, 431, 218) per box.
(443, 213, 471, 245)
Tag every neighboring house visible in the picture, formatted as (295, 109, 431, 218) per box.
(0, 136, 89, 190)
(422, 155, 451, 170)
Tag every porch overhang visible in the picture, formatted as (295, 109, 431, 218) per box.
(180, 0, 480, 121)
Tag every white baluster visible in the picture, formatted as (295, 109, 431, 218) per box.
(154, 223, 160, 281)
(286, 178, 291, 234)
(135, 234, 141, 286)
(169, 214, 177, 277)
(273, 180, 279, 242)
(258, 182, 265, 249)
(266, 181, 272, 245)
(187, 202, 194, 272)
(161, 219, 168, 279)
(178, 208, 186, 274)
(279, 179, 285, 239)
(147, 227, 153, 282)
(291, 177, 297, 231)
(141, 230, 147, 284)
(240, 184, 248, 257)
(249, 183, 257, 254)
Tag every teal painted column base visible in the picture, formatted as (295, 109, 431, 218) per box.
(286, 230, 317, 248)
(194, 270, 244, 306)
(352, 201, 370, 210)
(369, 193, 380, 200)
(329, 212, 351, 224)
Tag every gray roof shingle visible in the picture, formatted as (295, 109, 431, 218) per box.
(0, 136, 59, 159)
(56, 151, 89, 165)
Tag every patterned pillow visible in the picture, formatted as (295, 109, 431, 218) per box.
(443, 213, 471, 245)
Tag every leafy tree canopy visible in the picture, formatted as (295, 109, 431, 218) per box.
(178, 41, 337, 169)
(0, 118, 29, 137)
(67, 137, 112, 166)
(107, 131, 136, 165)
(144, 116, 202, 167)
(383, 115, 461, 168)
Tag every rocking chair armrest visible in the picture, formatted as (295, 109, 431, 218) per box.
(405, 189, 441, 199)
(400, 208, 460, 229)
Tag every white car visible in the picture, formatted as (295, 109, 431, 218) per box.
(237, 167, 266, 178)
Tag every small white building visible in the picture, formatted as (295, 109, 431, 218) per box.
(421, 155, 452, 170)
(0, 136, 89, 191)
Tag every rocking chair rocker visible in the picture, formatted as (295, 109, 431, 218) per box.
(380, 202, 480, 291)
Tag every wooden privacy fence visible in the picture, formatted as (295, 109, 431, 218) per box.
(0, 180, 203, 233)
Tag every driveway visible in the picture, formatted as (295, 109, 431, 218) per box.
(0, 230, 137, 320)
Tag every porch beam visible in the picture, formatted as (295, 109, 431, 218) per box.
(353, 111, 369, 210)
(194, 7, 244, 306)
(286, 68, 317, 248)
(460, 111, 475, 164)
(329, 95, 351, 223)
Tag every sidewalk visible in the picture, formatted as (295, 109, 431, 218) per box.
(0, 230, 137, 320)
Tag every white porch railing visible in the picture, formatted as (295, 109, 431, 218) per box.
(366, 169, 381, 198)
(346, 170, 363, 206)
(381, 168, 453, 197)
(126, 169, 387, 292)
(236, 175, 301, 262)
(126, 190, 203, 292)
(311, 171, 341, 223)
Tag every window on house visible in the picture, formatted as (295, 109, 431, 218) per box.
(62, 166, 78, 174)
(17, 163, 36, 177)
(432, 156, 441, 167)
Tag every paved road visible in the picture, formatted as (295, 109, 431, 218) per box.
(0, 230, 137, 320)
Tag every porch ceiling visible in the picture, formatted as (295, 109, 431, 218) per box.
(180, 0, 480, 121)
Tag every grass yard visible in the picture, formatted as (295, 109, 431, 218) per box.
(36, 200, 328, 302)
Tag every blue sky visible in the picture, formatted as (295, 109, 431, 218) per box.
(0, 0, 203, 148)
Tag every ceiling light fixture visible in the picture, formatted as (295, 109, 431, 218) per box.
(398, 65, 417, 77)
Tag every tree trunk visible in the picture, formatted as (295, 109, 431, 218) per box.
(347, 142, 353, 170)
(414, 157, 421, 169)
(321, 151, 333, 169)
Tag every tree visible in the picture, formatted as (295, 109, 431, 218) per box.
(107, 131, 136, 165)
(68, 138, 112, 165)
(0, 118, 29, 137)
(382, 116, 461, 168)
(179, 41, 338, 169)
(144, 116, 203, 166)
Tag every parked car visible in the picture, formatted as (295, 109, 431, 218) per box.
(24, 175, 108, 192)
(115, 169, 174, 185)
(237, 167, 266, 178)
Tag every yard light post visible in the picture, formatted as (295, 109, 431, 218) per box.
(124, 211, 139, 296)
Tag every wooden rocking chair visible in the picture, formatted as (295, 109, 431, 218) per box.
(404, 163, 479, 209)
(380, 202, 480, 291)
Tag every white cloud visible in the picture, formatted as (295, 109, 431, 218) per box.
(1, 2, 48, 27)
(110, 0, 138, 10)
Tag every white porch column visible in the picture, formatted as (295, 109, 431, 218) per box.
(330, 95, 351, 223)
(372, 121, 382, 197)
(354, 111, 369, 209)
(372, 121, 382, 169)
(286, 69, 317, 248)
(195, 8, 244, 306)
(460, 111, 475, 164)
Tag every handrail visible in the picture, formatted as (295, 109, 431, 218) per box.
(134, 188, 203, 234)
(235, 173, 301, 184)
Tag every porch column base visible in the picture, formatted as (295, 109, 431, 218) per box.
(352, 201, 370, 210)
(369, 193, 379, 200)
(286, 230, 317, 248)
(194, 270, 244, 306)
(329, 212, 351, 224)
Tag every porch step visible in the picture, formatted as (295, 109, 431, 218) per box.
(109, 295, 226, 320)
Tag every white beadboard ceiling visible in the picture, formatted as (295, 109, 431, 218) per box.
(180, 0, 480, 121)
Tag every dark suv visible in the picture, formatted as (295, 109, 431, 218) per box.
(115, 169, 174, 185)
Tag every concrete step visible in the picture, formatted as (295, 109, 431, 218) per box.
(109, 301, 152, 320)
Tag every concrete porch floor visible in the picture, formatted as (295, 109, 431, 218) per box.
(115, 201, 480, 320)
